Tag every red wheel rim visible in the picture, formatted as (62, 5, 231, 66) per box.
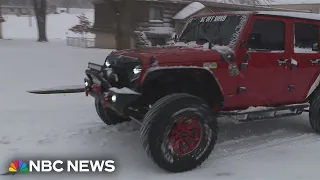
(168, 116, 202, 156)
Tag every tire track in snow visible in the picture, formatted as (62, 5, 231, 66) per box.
(206, 130, 320, 165)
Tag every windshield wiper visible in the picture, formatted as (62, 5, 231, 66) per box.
(198, 29, 221, 49)
(198, 23, 222, 49)
(179, 20, 201, 42)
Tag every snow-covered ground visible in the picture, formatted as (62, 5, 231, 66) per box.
(0, 40, 320, 180)
(1, 11, 94, 40)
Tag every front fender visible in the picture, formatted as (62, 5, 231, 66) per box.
(140, 66, 225, 108)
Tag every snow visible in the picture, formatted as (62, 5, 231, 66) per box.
(147, 26, 175, 35)
(170, 41, 234, 53)
(2, 40, 320, 179)
(256, 11, 320, 21)
(268, 0, 320, 5)
(294, 47, 319, 53)
(228, 106, 272, 114)
(215, 0, 320, 5)
(173, 2, 206, 20)
(1, 11, 94, 40)
(226, 103, 308, 116)
(291, 59, 298, 65)
(172, 40, 201, 47)
(149, 20, 163, 23)
(135, 31, 152, 48)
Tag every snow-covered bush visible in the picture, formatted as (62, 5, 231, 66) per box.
(135, 31, 152, 48)
(69, 13, 92, 38)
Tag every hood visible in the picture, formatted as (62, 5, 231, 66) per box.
(112, 44, 234, 65)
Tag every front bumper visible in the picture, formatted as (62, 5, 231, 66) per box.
(84, 62, 141, 116)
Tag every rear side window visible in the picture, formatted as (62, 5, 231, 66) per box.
(247, 19, 285, 51)
(294, 23, 319, 53)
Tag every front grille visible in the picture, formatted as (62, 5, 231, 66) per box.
(111, 66, 130, 88)
(105, 54, 142, 89)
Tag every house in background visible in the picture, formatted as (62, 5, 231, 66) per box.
(92, 0, 305, 49)
(268, 0, 320, 13)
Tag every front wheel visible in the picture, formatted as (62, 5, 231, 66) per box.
(95, 99, 129, 125)
(140, 93, 218, 172)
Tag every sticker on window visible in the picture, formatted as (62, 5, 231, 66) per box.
(200, 15, 227, 23)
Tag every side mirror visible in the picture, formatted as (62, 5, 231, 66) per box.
(247, 33, 262, 49)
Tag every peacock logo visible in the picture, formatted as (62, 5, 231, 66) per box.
(8, 160, 29, 173)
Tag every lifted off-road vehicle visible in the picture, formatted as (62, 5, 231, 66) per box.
(30, 11, 320, 172)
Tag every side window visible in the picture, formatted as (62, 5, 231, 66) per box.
(294, 23, 319, 53)
(247, 19, 285, 51)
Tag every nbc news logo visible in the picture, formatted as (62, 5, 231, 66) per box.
(8, 159, 116, 173)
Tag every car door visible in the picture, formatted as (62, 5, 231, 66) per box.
(236, 16, 292, 107)
(290, 20, 320, 103)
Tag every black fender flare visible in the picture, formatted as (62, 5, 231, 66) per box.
(140, 66, 225, 108)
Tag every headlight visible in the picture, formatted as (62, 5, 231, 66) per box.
(133, 65, 142, 74)
(105, 60, 111, 67)
(130, 65, 142, 82)
(111, 95, 117, 102)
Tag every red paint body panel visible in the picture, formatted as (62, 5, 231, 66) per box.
(113, 47, 221, 64)
(111, 11, 320, 111)
(113, 47, 230, 89)
(289, 18, 320, 103)
(232, 15, 293, 108)
(114, 47, 237, 103)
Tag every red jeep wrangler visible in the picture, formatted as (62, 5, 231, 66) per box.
(31, 11, 320, 172)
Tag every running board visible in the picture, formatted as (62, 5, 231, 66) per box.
(218, 103, 309, 123)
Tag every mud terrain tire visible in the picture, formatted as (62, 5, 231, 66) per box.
(141, 93, 218, 172)
(95, 99, 129, 125)
(309, 92, 320, 133)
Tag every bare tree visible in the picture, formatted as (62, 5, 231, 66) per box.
(106, 0, 139, 50)
(0, 4, 3, 39)
(34, 0, 48, 42)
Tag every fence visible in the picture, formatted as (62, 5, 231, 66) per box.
(66, 37, 95, 48)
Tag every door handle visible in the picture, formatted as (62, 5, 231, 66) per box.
(277, 59, 288, 65)
(310, 59, 320, 65)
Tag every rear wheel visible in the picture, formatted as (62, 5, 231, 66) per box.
(141, 93, 218, 172)
(309, 92, 320, 133)
(95, 99, 129, 125)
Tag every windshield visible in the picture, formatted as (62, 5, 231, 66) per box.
(178, 14, 248, 48)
